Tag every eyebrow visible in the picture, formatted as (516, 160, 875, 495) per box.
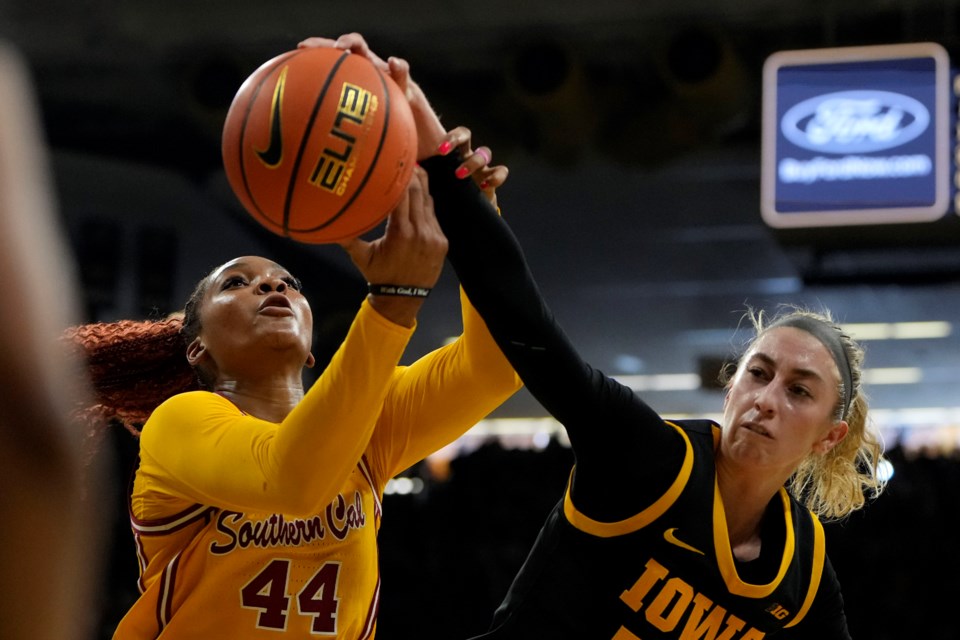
(210, 262, 250, 279)
(213, 262, 291, 279)
(749, 352, 828, 384)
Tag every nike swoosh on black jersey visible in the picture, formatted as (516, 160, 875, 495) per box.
(256, 66, 288, 168)
(663, 527, 705, 555)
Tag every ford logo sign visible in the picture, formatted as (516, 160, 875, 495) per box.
(780, 90, 929, 154)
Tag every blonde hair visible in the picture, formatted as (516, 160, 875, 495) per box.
(729, 305, 887, 520)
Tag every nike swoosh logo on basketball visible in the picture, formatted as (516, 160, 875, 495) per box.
(663, 527, 705, 555)
(256, 66, 288, 168)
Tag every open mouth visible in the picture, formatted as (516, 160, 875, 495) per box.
(259, 293, 293, 314)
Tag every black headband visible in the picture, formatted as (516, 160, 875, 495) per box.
(768, 315, 854, 420)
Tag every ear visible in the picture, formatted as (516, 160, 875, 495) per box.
(185, 337, 207, 367)
(813, 420, 849, 455)
(305, 352, 316, 369)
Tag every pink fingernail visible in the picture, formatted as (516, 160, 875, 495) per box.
(437, 141, 452, 155)
(455, 166, 469, 179)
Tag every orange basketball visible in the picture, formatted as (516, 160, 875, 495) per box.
(222, 47, 417, 243)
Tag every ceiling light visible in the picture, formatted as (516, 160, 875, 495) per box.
(613, 373, 701, 391)
(841, 321, 952, 340)
(861, 367, 923, 385)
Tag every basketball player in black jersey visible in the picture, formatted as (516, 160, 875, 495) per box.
(424, 137, 888, 640)
(320, 33, 887, 639)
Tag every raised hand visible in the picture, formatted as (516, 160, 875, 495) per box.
(338, 167, 448, 327)
(299, 33, 447, 160)
(437, 125, 509, 208)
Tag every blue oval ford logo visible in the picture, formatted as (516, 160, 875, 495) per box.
(780, 90, 929, 154)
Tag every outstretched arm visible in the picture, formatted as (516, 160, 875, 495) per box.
(419, 152, 631, 428)
(306, 33, 685, 520)
(421, 144, 684, 521)
(420, 148, 685, 520)
(363, 160, 522, 480)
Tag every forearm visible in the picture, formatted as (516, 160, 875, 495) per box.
(365, 294, 426, 328)
(421, 154, 683, 520)
(420, 154, 593, 425)
(420, 155, 550, 354)
(368, 288, 522, 476)
(273, 299, 414, 503)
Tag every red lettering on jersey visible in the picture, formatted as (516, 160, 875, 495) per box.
(209, 491, 368, 554)
(210, 510, 326, 554)
(326, 491, 367, 540)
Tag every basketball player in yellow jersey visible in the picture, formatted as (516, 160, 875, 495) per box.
(119, 281, 514, 640)
(65, 164, 520, 638)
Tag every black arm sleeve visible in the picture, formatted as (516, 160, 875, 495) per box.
(421, 154, 685, 520)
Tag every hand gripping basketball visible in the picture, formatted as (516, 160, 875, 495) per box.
(222, 46, 418, 243)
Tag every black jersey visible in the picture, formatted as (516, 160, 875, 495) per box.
(421, 154, 851, 639)
(481, 420, 830, 638)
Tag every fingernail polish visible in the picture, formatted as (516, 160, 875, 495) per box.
(479, 180, 489, 190)
(438, 141, 452, 155)
(455, 166, 469, 179)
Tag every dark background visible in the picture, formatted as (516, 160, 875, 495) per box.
(3, 1, 959, 637)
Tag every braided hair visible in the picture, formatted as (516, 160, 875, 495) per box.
(62, 270, 211, 437)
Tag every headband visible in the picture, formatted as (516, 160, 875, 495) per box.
(768, 315, 854, 420)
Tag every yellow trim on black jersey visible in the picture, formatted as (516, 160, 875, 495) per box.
(714, 484, 795, 598)
(563, 421, 693, 537)
(784, 511, 826, 628)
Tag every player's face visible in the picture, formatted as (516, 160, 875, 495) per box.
(720, 327, 848, 474)
(195, 256, 313, 371)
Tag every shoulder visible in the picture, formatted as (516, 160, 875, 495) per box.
(655, 419, 722, 471)
(141, 391, 238, 439)
(670, 419, 720, 436)
(152, 390, 234, 415)
(666, 419, 722, 450)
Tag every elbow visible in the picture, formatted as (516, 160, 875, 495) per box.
(487, 357, 525, 395)
(502, 373, 525, 399)
(511, 373, 525, 393)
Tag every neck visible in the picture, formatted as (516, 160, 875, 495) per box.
(214, 373, 305, 423)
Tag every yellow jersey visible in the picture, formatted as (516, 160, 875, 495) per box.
(113, 293, 520, 638)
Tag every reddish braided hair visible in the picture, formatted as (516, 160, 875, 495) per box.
(61, 316, 200, 437)
(62, 264, 213, 437)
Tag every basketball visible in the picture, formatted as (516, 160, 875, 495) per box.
(222, 46, 417, 244)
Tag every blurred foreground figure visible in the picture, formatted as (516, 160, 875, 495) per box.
(0, 43, 102, 639)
